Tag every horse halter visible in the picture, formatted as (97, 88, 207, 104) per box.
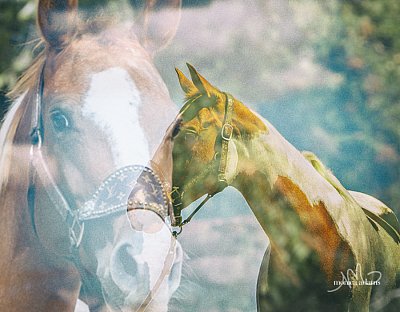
(27, 62, 173, 248)
(170, 92, 234, 234)
(28, 62, 178, 311)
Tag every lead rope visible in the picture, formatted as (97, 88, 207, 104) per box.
(172, 93, 235, 237)
(135, 234, 177, 312)
(172, 193, 214, 237)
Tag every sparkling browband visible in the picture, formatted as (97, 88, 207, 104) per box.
(79, 165, 170, 221)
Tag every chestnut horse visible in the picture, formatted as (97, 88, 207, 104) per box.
(168, 64, 400, 311)
(0, 1, 183, 311)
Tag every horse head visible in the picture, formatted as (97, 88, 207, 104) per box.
(1, 1, 183, 311)
(169, 64, 266, 225)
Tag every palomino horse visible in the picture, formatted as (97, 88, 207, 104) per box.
(0, 1, 183, 311)
(168, 64, 400, 311)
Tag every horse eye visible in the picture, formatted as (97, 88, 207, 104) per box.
(202, 121, 212, 128)
(50, 110, 71, 133)
(172, 122, 181, 138)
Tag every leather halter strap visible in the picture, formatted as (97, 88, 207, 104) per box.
(172, 92, 235, 233)
(218, 93, 234, 184)
(28, 64, 171, 248)
(28, 62, 85, 249)
(30, 61, 45, 145)
(28, 63, 179, 312)
(135, 236, 177, 312)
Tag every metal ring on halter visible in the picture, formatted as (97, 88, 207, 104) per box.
(172, 227, 182, 238)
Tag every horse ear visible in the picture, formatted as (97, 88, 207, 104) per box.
(136, 0, 181, 56)
(186, 63, 218, 98)
(38, 0, 78, 49)
(175, 68, 196, 94)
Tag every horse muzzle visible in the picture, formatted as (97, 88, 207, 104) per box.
(78, 165, 182, 311)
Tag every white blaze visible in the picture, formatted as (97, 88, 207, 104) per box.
(83, 67, 149, 168)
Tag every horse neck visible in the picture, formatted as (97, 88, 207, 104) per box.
(0, 93, 80, 310)
(229, 109, 355, 281)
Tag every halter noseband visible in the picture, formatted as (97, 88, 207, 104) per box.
(171, 93, 235, 235)
(27, 62, 178, 311)
(28, 63, 174, 250)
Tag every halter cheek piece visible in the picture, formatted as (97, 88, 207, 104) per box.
(28, 61, 86, 249)
(171, 93, 234, 235)
(28, 62, 175, 247)
(28, 63, 177, 311)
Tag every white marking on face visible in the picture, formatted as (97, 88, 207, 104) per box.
(83, 67, 149, 168)
(138, 226, 173, 289)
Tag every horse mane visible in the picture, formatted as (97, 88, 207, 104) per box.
(0, 91, 28, 192)
(1, 32, 48, 191)
(7, 50, 45, 100)
(303, 151, 400, 243)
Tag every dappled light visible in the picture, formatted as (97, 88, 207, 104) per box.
(1, 0, 399, 311)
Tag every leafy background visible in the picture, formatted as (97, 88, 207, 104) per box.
(1, 0, 399, 311)
(158, 0, 400, 218)
(2, 0, 398, 215)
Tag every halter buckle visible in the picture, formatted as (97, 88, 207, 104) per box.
(218, 173, 228, 183)
(221, 124, 233, 141)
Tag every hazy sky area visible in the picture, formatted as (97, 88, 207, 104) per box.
(158, 0, 341, 103)
(1, 1, 398, 311)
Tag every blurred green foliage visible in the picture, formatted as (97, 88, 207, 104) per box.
(0, 1, 398, 311)
(0, 0, 35, 116)
(0, 0, 398, 216)
(0, 0, 217, 115)
(312, 0, 400, 214)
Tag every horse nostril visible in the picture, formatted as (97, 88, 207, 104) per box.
(109, 243, 143, 293)
(114, 244, 138, 279)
